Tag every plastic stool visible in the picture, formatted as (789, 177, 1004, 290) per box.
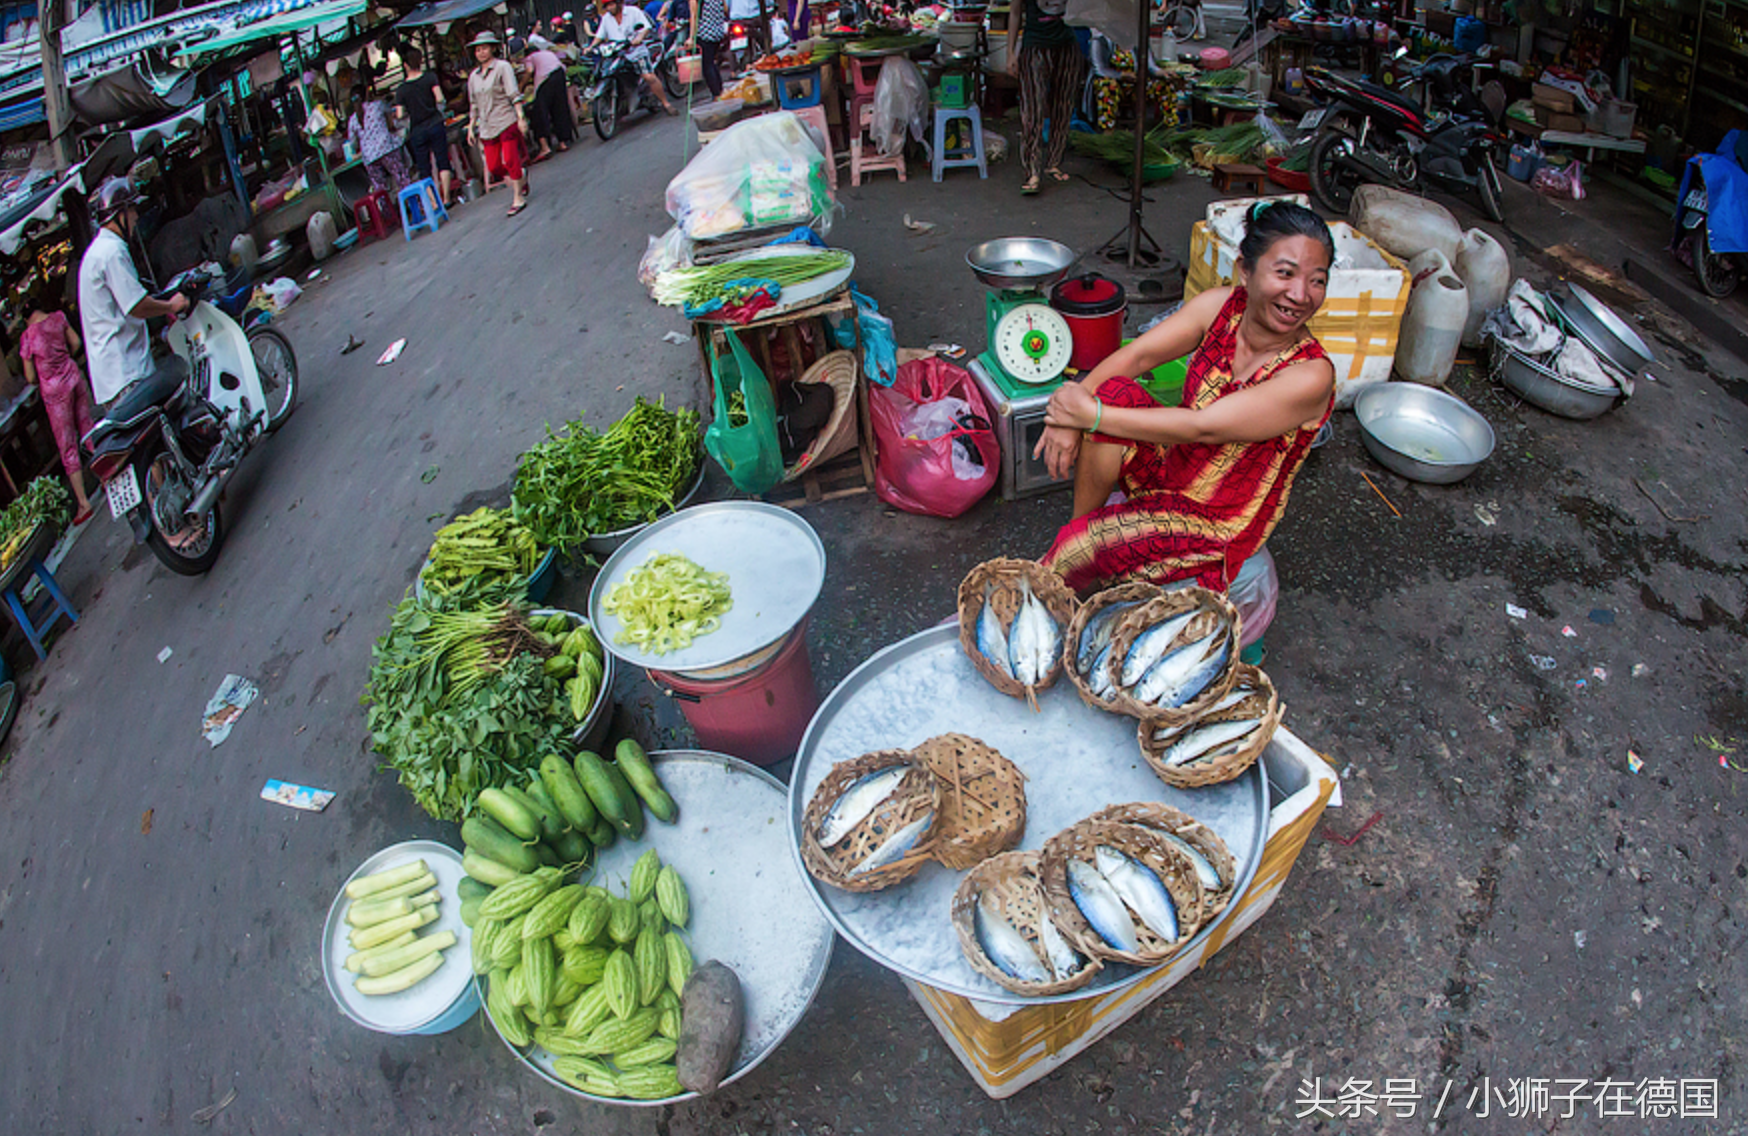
(398, 178, 449, 240)
(774, 64, 825, 110)
(1, 556, 77, 661)
(930, 103, 987, 182)
(849, 103, 906, 186)
(352, 191, 394, 241)
(790, 104, 838, 190)
(844, 55, 881, 138)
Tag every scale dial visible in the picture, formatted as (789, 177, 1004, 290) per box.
(992, 303, 1073, 384)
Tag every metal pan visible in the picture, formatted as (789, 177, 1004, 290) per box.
(1550, 283, 1657, 375)
(789, 625, 1268, 1005)
(966, 237, 1077, 289)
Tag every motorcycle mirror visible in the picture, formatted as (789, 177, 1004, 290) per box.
(1393, 44, 1409, 59)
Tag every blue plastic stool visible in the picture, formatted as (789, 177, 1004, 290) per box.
(930, 103, 987, 182)
(2, 556, 77, 661)
(774, 64, 825, 110)
(398, 179, 449, 240)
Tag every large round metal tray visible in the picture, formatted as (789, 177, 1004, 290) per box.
(322, 840, 473, 1034)
(1550, 283, 1657, 375)
(789, 625, 1269, 1005)
(481, 751, 834, 1105)
(588, 502, 826, 673)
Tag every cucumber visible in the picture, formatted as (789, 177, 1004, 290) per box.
(533, 840, 563, 868)
(463, 848, 526, 888)
(457, 876, 494, 903)
(354, 951, 444, 996)
(344, 859, 430, 900)
(586, 818, 617, 849)
(478, 788, 542, 842)
(344, 930, 417, 972)
(462, 816, 539, 873)
(598, 758, 645, 838)
(519, 779, 570, 843)
(574, 751, 629, 827)
(554, 828, 593, 866)
(541, 754, 599, 832)
(460, 894, 484, 928)
(615, 740, 678, 824)
(359, 930, 458, 978)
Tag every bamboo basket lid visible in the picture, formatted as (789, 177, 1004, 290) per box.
(912, 733, 1028, 870)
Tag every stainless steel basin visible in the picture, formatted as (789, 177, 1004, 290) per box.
(1494, 342, 1620, 420)
(966, 237, 1076, 289)
(1354, 382, 1496, 484)
(1551, 283, 1657, 375)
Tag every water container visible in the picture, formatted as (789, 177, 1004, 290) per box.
(1284, 67, 1305, 95)
(1506, 143, 1541, 182)
(230, 232, 258, 275)
(307, 210, 338, 261)
(1350, 184, 1463, 263)
(1454, 228, 1510, 348)
(647, 625, 820, 766)
(1454, 15, 1487, 53)
(1396, 249, 1469, 386)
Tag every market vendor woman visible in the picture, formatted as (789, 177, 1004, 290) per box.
(1035, 202, 1336, 595)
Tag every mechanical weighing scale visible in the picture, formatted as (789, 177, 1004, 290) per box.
(963, 237, 1078, 499)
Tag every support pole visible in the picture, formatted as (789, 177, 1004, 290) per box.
(40, 0, 74, 171)
(1124, 0, 1148, 268)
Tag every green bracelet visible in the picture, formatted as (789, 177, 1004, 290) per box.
(1089, 398, 1102, 434)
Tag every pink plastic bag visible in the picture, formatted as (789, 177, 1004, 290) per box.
(870, 356, 999, 518)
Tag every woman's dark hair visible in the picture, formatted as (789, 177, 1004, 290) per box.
(1238, 200, 1335, 270)
(402, 46, 424, 69)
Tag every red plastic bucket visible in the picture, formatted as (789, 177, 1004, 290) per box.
(1050, 274, 1127, 371)
(647, 626, 819, 766)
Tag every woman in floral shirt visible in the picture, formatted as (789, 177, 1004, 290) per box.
(348, 84, 412, 194)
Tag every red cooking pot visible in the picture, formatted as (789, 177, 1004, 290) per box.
(1050, 273, 1127, 371)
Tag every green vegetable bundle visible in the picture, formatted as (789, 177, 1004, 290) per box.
(512, 397, 701, 549)
(1194, 67, 1248, 89)
(424, 507, 542, 598)
(0, 476, 69, 567)
(651, 250, 851, 309)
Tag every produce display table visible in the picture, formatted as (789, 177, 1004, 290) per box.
(0, 522, 77, 661)
(0, 386, 59, 504)
(1505, 118, 1646, 162)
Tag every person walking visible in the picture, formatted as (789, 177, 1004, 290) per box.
(393, 47, 456, 206)
(347, 83, 412, 194)
(688, 0, 728, 98)
(1006, 0, 1087, 195)
(512, 36, 576, 158)
(466, 30, 531, 217)
(16, 290, 96, 523)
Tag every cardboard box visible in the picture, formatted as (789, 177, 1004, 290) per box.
(1532, 81, 1577, 113)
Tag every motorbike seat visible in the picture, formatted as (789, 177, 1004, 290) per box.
(88, 356, 190, 442)
(1356, 80, 1421, 117)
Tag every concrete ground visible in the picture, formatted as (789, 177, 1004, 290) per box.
(0, 92, 1744, 1136)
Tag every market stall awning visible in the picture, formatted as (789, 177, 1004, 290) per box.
(0, 163, 89, 258)
(397, 0, 508, 30)
(129, 99, 214, 151)
(176, 0, 371, 61)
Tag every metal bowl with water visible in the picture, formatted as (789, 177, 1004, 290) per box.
(966, 237, 1076, 289)
(1354, 382, 1495, 484)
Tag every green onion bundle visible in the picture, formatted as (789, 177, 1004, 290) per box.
(651, 250, 851, 308)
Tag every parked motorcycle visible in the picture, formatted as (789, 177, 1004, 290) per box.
(586, 38, 683, 140)
(1673, 128, 1748, 298)
(83, 264, 298, 575)
(1304, 57, 1507, 222)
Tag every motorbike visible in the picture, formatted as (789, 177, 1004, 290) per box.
(1232, 0, 1288, 48)
(1304, 54, 1507, 222)
(585, 35, 685, 140)
(1672, 128, 1748, 298)
(82, 263, 299, 575)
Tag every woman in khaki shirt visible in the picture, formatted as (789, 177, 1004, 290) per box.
(465, 30, 531, 216)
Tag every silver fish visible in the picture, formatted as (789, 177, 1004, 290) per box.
(1036, 910, 1085, 979)
(1142, 631, 1232, 709)
(976, 588, 1015, 679)
(1095, 845, 1179, 942)
(1131, 629, 1221, 705)
(1202, 683, 1257, 717)
(1161, 716, 1262, 767)
(1009, 579, 1060, 687)
(1076, 602, 1137, 675)
(818, 766, 908, 847)
(975, 894, 1051, 983)
(1088, 641, 1119, 699)
(851, 814, 932, 874)
(1159, 832, 1224, 891)
(1067, 859, 1140, 953)
(1120, 611, 1198, 688)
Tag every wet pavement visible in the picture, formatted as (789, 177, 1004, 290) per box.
(0, 97, 1743, 1136)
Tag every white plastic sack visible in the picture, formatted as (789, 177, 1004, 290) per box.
(1479, 279, 1563, 355)
(871, 57, 928, 158)
(263, 277, 302, 311)
(899, 395, 982, 480)
(664, 113, 832, 239)
(638, 224, 692, 291)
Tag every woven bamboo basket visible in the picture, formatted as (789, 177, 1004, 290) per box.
(950, 851, 1102, 996)
(1061, 583, 1166, 714)
(1103, 588, 1241, 724)
(782, 350, 860, 481)
(1085, 803, 1237, 924)
(1038, 820, 1205, 966)
(912, 733, 1028, 870)
(1137, 663, 1281, 789)
(800, 750, 942, 892)
(956, 558, 1080, 706)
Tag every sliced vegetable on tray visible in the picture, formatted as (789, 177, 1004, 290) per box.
(600, 552, 733, 655)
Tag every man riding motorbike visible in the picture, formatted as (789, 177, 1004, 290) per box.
(589, 0, 677, 115)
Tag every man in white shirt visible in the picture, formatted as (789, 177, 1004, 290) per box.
(77, 178, 187, 406)
(590, 0, 676, 114)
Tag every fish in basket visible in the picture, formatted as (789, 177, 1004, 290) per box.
(957, 559, 1080, 709)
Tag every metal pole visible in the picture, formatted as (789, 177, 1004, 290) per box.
(40, 0, 75, 171)
(1126, 0, 1149, 267)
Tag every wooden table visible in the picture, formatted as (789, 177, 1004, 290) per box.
(0, 387, 58, 504)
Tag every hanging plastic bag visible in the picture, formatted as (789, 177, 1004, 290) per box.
(665, 113, 833, 240)
(830, 289, 898, 386)
(638, 224, 692, 291)
(703, 331, 786, 495)
(870, 356, 998, 517)
(871, 57, 928, 157)
(1532, 160, 1585, 201)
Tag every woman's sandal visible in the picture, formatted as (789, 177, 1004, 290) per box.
(1046, 167, 1071, 182)
(1021, 175, 1041, 195)
(507, 202, 527, 217)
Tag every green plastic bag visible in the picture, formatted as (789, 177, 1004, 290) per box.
(703, 331, 785, 495)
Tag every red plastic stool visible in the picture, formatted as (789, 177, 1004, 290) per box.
(352, 191, 396, 241)
(843, 55, 881, 141)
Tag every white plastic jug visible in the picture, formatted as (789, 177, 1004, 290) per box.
(230, 232, 258, 275)
(1396, 249, 1469, 386)
(306, 210, 337, 261)
(1350, 184, 1463, 264)
(1455, 228, 1511, 347)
